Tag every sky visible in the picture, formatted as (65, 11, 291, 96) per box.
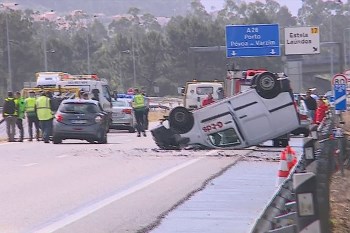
(200, 0, 303, 16)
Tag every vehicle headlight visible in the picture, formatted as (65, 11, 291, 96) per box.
(95, 116, 102, 123)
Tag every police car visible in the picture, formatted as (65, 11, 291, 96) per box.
(151, 71, 300, 150)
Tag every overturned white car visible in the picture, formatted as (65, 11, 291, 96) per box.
(151, 72, 300, 150)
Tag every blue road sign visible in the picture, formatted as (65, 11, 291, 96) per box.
(225, 24, 280, 58)
(334, 84, 347, 110)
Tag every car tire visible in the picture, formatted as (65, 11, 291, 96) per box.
(52, 137, 62, 144)
(254, 72, 281, 99)
(168, 107, 194, 134)
(273, 139, 289, 147)
(302, 128, 310, 137)
(128, 127, 136, 133)
(97, 130, 108, 144)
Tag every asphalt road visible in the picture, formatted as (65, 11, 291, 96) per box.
(0, 121, 251, 233)
(0, 120, 304, 233)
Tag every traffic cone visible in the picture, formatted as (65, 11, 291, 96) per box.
(285, 146, 297, 170)
(276, 151, 289, 186)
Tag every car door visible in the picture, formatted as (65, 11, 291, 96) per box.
(192, 102, 245, 148)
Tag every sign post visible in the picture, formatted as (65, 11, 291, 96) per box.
(332, 74, 347, 111)
(225, 24, 280, 58)
(284, 27, 320, 55)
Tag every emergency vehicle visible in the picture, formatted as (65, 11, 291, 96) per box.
(151, 71, 299, 150)
(182, 69, 268, 110)
(56, 74, 113, 115)
(36, 72, 73, 87)
(183, 80, 224, 110)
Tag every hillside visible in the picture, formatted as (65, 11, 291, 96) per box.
(15, 0, 190, 17)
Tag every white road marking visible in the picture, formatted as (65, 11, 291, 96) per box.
(21, 163, 38, 167)
(56, 154, 69, 158)
(31, 157, 203, 233)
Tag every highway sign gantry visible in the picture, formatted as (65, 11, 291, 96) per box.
(225, 24, 280, 58)
(332, 74, 347, 111)
(284, 27, 320, 55)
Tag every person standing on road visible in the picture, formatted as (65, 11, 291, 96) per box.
(132, 88, 146, 137)
(303, 90, 317, 123)
(25, 90, 40, 141)
(315, 98, 329, 124)
(2, 91, 17, 142)
(36, 91, 53, 143)
(15, 91, 25, 142)
(142, 91, 150, 130)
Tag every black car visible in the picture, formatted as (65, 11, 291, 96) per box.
(52, 99, 109, 144)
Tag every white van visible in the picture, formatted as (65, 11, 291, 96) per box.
(36, 72, 72, 87)
(151, 72, 299, 150)
(183, 81, 224, 110)
(56, 75, 113, 114)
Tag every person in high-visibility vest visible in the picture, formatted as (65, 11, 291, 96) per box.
(142, 91, 150, 130)
(2, 91, 17, 142)
(36, 91, 53, 143)
(132, 88, 146, 137)
(15, 91, 25, 142)
(25, 90, 40, 141)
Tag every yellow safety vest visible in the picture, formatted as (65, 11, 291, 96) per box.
(25, 97, 37, 117)
(132, 94, 145, 109)
(36, 96, 53, 120)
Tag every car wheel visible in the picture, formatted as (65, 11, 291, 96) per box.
(302, 128, 310, 137)
(128, 127, 136, 133)
(97, 130, 107, 144)
(254, 72, 281, 99)
(281, 139, 289, 147)
(168, 107, 194, 134)
(52, 137, 62, 144)
(273, 139, 289, 147)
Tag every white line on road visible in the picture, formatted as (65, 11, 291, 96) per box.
(21, 163, 38, 167)
(31, 157, 203, 233)
(56, 154, 69, 158)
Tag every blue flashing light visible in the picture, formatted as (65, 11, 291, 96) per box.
(117, 93, 134, 99)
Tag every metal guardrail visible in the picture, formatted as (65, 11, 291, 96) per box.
(250, 111, 349, 233)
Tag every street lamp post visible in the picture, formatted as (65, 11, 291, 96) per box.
(121, 48, 137, 88)
(85, 15, 98, 74)
(1, 3, 18, 91)
(343, 28, 350, 69)
(131, 37, 136, 87)
(5, 11, 12, 91)
(330, 13, 334, 76)
(40, 10, 55, 71)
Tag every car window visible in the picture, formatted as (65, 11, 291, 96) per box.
(112, 100, 128, 107)
(196, 87, 213, 95)
(208, 128, 241, 147)
(60, 103, 99, 114)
